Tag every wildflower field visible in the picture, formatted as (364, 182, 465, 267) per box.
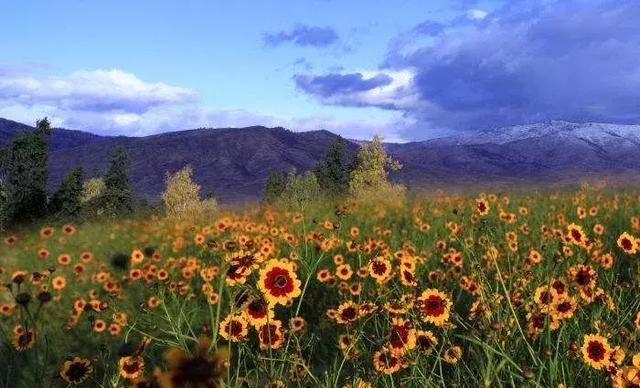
(2, 187, 640, 388)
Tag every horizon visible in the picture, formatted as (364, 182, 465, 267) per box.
(2, 0, 640, 142)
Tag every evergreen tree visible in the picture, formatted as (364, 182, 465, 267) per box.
(314, 136, 349, 196)
(49, 167, 83, 218)
(263, 170, 286, 204)
(1, 118, 51, 224)
(101, 147, 133, 215)
(0, 177, 8, 232)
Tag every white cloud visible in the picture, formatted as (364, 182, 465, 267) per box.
(0, 67, 414, 141)
(0, 69, 197, 114)
(467, 9, 488, 20)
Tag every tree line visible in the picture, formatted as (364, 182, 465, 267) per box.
(0, 118, 403, 230)
(262, 134, 403, 207)
(0, 118, 134, 231)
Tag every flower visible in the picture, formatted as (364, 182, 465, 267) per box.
(476, 199, 490, 216)
(581, 334, 612, 370)
(368, 257, 392, 284)
(567, 223, 588, 248)
(12, 326, 35, 351)
(154, 337, 229, 388)
(219, 314, 248, 342)
(60, 357, 93, 385)
(443, 345, 463, 364)
(257, 259, 301, 306)
(373, 347, 405, 375)
(387, 317, 416, 355)
(415, 330, 438, 354)
(335, 301, 360, 325)
(119, 356, 145, 379)
(258, 320, 284, 350)
(417, 289, 452, 326)
(243, 297, 274, 327)
(617, 232, 638, 254)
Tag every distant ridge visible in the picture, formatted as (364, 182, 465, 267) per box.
(2, 117, 640, 202)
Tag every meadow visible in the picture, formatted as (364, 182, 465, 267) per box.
(1, 186, 640, 388)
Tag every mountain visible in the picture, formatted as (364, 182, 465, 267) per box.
(387, 120, 640, 189)
(1, 118, 640, 203)
(0, 118, 358, 203)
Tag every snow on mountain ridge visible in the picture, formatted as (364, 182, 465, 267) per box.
(454, 121, 640, 146)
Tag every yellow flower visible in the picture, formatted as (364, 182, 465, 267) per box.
(417, 288, 452, 326)
(257, 259, 301, 306)
(581, 334, 612, 370)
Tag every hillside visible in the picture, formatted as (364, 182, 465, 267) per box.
(2, 118, 640, 202)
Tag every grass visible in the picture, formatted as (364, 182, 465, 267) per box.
(1, 185, 639, 387)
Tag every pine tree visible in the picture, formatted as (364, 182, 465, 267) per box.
(314, 136, 349, 196)
(1, 118, 51, 224)
(0, 177, 8, 232)
(263, 171, 286, 204)
(49, 167, 83, 218)
(101, 147, 133, 215)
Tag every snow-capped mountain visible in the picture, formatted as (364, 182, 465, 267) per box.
(456, 120, 640, 147)
(2, 117, 640, 202)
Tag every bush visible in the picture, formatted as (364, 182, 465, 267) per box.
(277, 170, 322, 209)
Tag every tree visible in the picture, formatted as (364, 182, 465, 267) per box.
(81, 177, 106, 204)
(49, 167, 83, 218)
(279, 169, 322, 208)
(263, 171, 286, 204)
(314, 136, 349, 197)
(348, 135, 404, 198)
(1, 118, 51, 224)
(101, 147, 133, 215)
(162, 166, 202, 217)
(0, 177, 8, 232)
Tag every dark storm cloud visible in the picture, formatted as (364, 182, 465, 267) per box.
(293, 72, 393, 98)
(393, 0, 640, 131)
(294, 0, 640, 136)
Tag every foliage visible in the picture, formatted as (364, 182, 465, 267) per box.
(348, 135, 403, 199)
(162, 165, 217, 219)
(0, 177, 7, 232)
(100, 147, 133, 215)
(49, 168, 83, 218)
(314, 136, 350, 197)
(0, 118, 51, 224)
(263, 170, 286, 204)
(81, 177, 106, 204)
(277, 169, 322, 208)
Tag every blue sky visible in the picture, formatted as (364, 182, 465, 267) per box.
(1, 0, 638, 141)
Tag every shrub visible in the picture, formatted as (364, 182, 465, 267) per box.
(277, 170, 322, 209)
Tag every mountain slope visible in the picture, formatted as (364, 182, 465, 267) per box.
(1, 118, 640, 202)
(47, 126, 358, 203)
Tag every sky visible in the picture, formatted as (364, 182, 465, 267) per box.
(1, 0, 638, 141)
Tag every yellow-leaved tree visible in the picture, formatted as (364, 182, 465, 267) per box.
(348, 135, 405, 202)
(162, 166, 217, 219)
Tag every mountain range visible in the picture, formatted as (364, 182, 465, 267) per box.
(1, 117, 640, 203)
